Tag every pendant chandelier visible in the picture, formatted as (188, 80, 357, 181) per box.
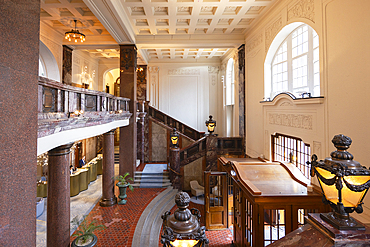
(65, 20, 86, 43)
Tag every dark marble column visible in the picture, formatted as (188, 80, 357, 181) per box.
(238, 44, 246, 140)
(137, 65, 147, 101)
(47, 143, 74, 247)
(137, 110, 147, 164)
(169, 147, 181, 190)
(206, 135, 218, 171)
(119, 45, 137, 176)
(100, 129, 117, 206)
(62, 45, 73, 85)
(0, 1, 39, 246)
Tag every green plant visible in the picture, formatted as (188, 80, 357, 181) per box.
(71, 215, 106, 244)
(112, 172, 134, 191)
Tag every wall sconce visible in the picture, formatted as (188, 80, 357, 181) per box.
(310, 134, 370, 230)
(170, 128, 180, 148)
(161, 192, 209, 247)
(205, 115, 216, 135)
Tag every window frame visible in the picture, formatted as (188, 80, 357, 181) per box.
(264, 22, 320, 101)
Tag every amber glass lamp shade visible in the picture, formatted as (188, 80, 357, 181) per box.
(205, 115, 216, 134)
(170, 128, 180, 148)
(170, 240, 199, 247)
(310, 134, 370, 230)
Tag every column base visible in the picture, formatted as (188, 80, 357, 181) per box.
(99, 196, 117, 207)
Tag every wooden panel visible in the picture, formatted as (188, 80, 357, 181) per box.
(205, 171, 228, 230)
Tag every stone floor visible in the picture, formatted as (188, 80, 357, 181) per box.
(37, 161, 233, 247)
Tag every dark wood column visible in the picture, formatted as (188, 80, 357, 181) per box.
(100, 129, 117, 207)
(169, 147, 181, 190)
(137, 111, 147, 164)
(47, 143, 74, 247)
(0, 1, 39, 246)
(119, 45, 137, 176)
(206, 135, 218, 171)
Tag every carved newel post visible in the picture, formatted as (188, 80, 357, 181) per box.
(169, 128, 181, 189)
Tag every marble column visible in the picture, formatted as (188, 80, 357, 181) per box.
(100, 129, 117, 207)
(206, 135, 218, 171)
(137, 110, 147, 165)
(169, 147, 181, 190)
(62, 45, 73, 85)
(238, 44, 246, 140)
(47, 143, 74, 247)
(0, 1, 40, 246)
(119, 45, 137, 176)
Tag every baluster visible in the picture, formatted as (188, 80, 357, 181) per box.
(81, 93, 85, 112)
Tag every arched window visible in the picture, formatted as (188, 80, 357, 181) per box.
(225, 58, 235, 105)
(265, 23, 320, 100)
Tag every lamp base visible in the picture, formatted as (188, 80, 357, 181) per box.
(320, 212, 366, 231)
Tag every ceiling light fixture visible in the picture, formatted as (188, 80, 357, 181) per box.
(65, 20, 86, 43)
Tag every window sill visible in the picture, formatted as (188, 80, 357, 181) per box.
(260, 93, 324, 106)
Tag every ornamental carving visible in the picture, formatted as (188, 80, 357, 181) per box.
(265, 17, 282, 51)
(168, 69, 200, 75)
(269, 113, 313, 130)
(149, 66, 159, 73)
(208, 66, 219, 74)
(246, 33, 263, 53)
(120, 48, 137, 71)
(288, 0, 315, 23)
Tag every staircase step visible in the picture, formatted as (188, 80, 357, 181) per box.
(135, 174, 168, 179)
(135, 171, 169, 176)
(131, 182, 172, 188)
(135, 179, 171, 184)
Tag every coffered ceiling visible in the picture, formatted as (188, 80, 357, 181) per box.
(40, 0, 277, 63)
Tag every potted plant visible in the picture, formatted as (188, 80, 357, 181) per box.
(113, 172, 134, 205)
(71, 215, 106, 247)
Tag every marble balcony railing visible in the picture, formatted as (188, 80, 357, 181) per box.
(37, 76, 132, 155)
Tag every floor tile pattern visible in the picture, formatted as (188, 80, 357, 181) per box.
(70, 188, 164, 247)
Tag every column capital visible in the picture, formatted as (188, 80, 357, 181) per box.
(48, 143, 74, 156)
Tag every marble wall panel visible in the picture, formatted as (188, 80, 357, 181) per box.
(183, 157, 204, 191)
(151, 121, 168, 161)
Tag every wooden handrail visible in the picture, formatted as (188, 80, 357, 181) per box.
(148, 105, 204, 141)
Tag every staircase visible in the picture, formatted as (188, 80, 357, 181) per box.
(132, 171, 171, 188)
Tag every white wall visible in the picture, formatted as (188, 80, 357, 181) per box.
(244, 0, 370, 222)
(72, 50, 99, 89)
(148, 63, 222, 133)
(98, 58, 119, 92)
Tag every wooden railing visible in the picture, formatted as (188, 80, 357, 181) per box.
(180, 137, 207, 166)
(38, 76, 130, 114)
(148, 105, 204, 140)
(179, 136, 244, 166)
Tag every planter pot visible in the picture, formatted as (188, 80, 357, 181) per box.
(71, 234, 97, 247)
(117, 182, 130, 205)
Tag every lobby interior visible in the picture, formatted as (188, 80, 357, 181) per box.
(1, 0, 370, 246)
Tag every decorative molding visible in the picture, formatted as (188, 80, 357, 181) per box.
(268, 113, 313, 130)
(246, 49, 261, 58)
(208, 66, 219, 74)
(265, 130, 269, 155)
(149, 66, 159, 73)
(313, 141, 321, 158)
(246, 33, 263, 53)
(168, 69, 200, 75)
(210, 74, 217, 86)
(280, 102, 293, 106)
(288, 0, 315, 23)
(265, 17, 282, 51)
